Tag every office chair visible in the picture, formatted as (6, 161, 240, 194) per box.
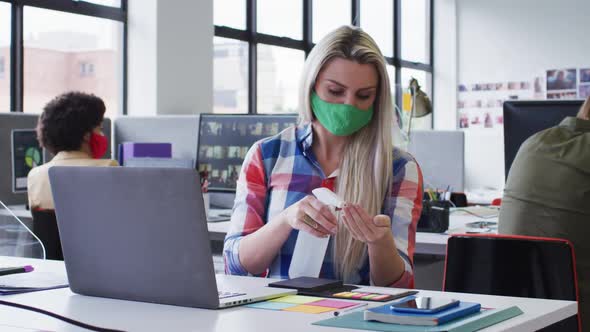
(31, 209, 63, 260)
(443, 234, 581, 332)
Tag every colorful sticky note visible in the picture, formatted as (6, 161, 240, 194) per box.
(246, 301, 297, 310)
(283, 304, 335, 314)
(350, 292, 371, 299)
(269, 295, 323, 304)
(361, 294, 379, 300)
(311, 299, 357, 309)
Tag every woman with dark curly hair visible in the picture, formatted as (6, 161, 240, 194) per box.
(27, 91, 118, 210)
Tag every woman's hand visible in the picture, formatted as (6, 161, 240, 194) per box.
(341, 204, 392, 244)
(280, 196, 338, 238)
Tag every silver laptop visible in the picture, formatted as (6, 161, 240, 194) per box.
(121, 158, 230, 222)
(48, 166, 294, 309)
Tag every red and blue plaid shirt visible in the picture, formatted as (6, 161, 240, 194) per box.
(224, 124, 423, 288)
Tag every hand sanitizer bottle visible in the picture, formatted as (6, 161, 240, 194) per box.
(288, 188, 343, 278)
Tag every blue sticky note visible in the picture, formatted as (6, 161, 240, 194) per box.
(246, 301, 298, 310)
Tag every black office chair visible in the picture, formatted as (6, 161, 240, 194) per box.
(31, 209, 63, 261)
(443, 234, 581, 332)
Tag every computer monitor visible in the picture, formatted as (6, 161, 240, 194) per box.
(11, 129, 44, 193)
(503, 100, 582, 178)
(197, 114, 298, 192)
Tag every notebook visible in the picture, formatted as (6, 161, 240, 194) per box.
(313, 306, 524, 332)
(364, 301, 481, 326)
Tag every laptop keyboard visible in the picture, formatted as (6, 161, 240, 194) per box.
(218, 291, 246, 299)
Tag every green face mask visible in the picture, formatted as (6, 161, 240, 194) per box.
(311, 92, 374, 136)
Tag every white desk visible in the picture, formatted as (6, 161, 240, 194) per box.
(0, 256, 577, 332)
(2, 205, 32, 220)
(5, 205, 496, 256)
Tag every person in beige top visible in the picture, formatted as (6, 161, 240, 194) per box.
(27, 92, 118, 210)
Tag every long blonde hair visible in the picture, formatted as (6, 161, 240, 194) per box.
(298, 26, 395, 281)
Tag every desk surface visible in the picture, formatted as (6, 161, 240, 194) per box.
(7, 205, 495, 256)
(2, 205, 32, 219)
(0, 256, 576, 332)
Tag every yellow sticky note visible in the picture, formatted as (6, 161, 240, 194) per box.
(269, 295, 323, 304)
(283, 305, 335, 314)
(402, 92, 412, 111)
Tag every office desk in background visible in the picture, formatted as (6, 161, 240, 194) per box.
(3, 205, 33, 220)
(5, 205, 496, 256)
(207, 211, 497, 256)
(209, 209, 498, 290)
(0, 256, 577, 332)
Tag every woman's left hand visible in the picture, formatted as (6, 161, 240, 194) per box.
(341, 204, 392, 244)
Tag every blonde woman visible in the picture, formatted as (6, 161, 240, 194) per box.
(224, 26, 423, 287)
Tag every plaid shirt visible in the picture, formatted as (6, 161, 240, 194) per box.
(223, 124, 423, 287)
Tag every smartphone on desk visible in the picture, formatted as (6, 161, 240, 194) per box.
(391, 297, 459, 314)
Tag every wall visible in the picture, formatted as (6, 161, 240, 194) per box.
(433, 0, 457, 131)
(127, 0, 213, 116)
(452, 0, 590, 190)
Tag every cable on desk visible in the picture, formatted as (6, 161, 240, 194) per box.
(0, 299, 126, 332)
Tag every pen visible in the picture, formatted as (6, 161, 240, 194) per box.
(333, 302, 368, 317)
(0, 265, 34, 277)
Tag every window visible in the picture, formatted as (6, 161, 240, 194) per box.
(83, 0, 121, 7)
(361, 0, 394, 57)
(401, 0, 431, 64)
(312, 0, 350, 43)
(214, 0, 246, 30)
(214, 37, 248, 113)
(387, 65, 397, 106)
(257, 0, 302, 40)
(0, 2, 10, 112)
(3, 0, 127, 115)
(23, 6, 123, 117)
(80, 62, 96, 77)
(257, 45, 304, 113)
(214, 0, 433, 119)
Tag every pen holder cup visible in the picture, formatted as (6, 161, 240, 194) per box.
(417, 200, 451, 233)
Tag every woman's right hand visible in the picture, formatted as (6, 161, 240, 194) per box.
(280, 195, 338, 238)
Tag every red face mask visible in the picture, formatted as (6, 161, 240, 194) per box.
(89, 132, 108, 159)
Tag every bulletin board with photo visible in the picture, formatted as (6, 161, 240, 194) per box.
(457, 67, 590, 130)
(579, 68, 590, 98)
(457, 80, 532, 130)
(546, 68, 577, 100)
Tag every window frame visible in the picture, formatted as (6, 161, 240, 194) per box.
(1, 0, 128, 114)
(214, 0, 434, 117)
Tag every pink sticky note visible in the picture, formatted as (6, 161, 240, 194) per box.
(311, 299, 357, 309)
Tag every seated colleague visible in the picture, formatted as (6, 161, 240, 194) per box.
(28, 92, 118, 210)
(223, 26, 424, 287)
(499, 97, 590, 323)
